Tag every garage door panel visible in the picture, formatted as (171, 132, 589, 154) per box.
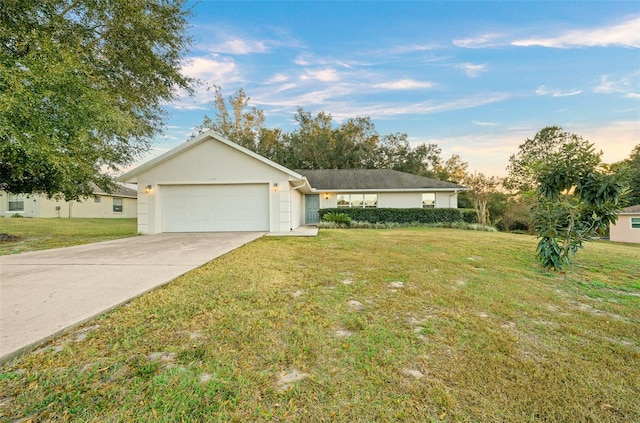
(161, 184, 269, 232)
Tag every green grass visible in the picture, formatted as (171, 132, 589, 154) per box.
(0, 218, 137, 255)
(1, 228, 639, 421)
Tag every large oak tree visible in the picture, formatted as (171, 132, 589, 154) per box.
(1, 0, 193, 200)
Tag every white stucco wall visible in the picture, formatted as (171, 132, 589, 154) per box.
(610, 215, 640, 244)
(290, 189, 304, 230)
(436, 192, 458, 208)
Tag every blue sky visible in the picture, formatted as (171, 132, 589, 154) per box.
(146, 0, 640, 176)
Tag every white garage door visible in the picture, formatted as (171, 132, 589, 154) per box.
(161, 184, 269, 232)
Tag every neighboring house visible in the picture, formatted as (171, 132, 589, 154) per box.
(119, 131, 468, 234)
(0, 184, 137, 218)
(610, 204, 640, 244)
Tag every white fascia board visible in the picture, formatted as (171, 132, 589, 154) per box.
(310, 188, 471, 193)
(290, 177, 313, 193)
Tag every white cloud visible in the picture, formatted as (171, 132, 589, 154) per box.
(594, 73, 639, 96)
(453, 17, 640, 50)
(181, 56, 238, 81)
(321, 93, 512, 120)
(266, 73, 289, 84)
(374, 79, 433, 90)
(452, 33, 504, 48)
(536, 85, 582, 97)
(458, 63, 487, 78)
(300, 68, 341, 82)
(172, 56, 243, 110)
(473, 121, 498, 127)
(389, 44, 438, 54)
(210, 37, 269, 54)
(512, 17, 640, 48)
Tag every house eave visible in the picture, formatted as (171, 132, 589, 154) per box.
(310, 188, 471, 193)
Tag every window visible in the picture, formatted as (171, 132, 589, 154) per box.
(8, 194, 24, 212)
(422, 193, 435, 208)
(350, 194, 364, 208)
(336, 193, 377, 208)
(337, 194, 349, 208)
(113, 197, 123, 212)
(94, 196, 101, 203)
(632, 218, 640, 229)
(364, 194, 378, 208)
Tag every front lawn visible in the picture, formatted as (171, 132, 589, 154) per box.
(0, 218, 137, 255)
(1, 229, 638, 421)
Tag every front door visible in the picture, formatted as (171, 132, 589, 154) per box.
(305, 194, 320, 224)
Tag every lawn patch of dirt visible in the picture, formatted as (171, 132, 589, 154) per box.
(0, 233, 20, 242)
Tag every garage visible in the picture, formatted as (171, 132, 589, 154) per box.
(160, 184, 269, 232)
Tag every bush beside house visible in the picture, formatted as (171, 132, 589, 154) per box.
(319, 208, 477, 224)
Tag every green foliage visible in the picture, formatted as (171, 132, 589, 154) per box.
(530, 134, 629, 270)
(0, 0, 194, 200)
(505, 126, 600, 192)
(497, 196, 533, 233)
(319, 208, 476, 224)
(321, 212, 352, 227)
(463, 173, 501, 226)
(195, 91, 469, 181)
(613, 144, 640, 206)
(193, 86, 265, 151)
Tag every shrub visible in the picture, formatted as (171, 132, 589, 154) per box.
(322, 212, 352, 227)
(319, 208, 477, 224)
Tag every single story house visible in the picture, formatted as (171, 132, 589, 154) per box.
(119, 131, 468, 234)
(0, 184, 137, 218)
(610, 204, 640, 244)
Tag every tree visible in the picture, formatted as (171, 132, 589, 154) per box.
(194, 86, 265, 151)
(505, 126, 597, 192)
(464, 173, 501, 226)
(194, 94, 462, 178)
(613, 144, 640, 206)
(282, 109, 386, 170)
(373, 133, 445, 177)
(531, 139, 628, 270)
(436, 154, 468, 184)
(1, 0, 194, 200)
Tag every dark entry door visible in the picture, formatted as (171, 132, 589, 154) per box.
(305, 194, 320, 224)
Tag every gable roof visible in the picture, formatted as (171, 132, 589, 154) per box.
(620, 204, 640, 214)
(118, 131, 307, 184)
(297, 169, 468, 191)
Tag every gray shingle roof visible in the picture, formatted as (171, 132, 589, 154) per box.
(90, 183, 137, 198)
(296, 169, 467, 191)
(621, 204, 640, 214)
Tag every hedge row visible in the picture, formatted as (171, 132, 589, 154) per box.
(319, 208, 477, 224)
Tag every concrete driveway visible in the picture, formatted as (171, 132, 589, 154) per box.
(0, 232, 264, 364)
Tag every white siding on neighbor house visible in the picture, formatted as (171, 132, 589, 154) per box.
(0, 191, 136, 218)
(160, 184, 269, 232)
(134, 139, 298, 234)
(610, 215, 640, 244)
